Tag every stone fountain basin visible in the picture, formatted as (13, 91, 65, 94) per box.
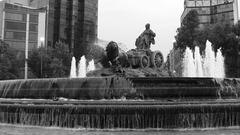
(0, 98, 240, 129)
(0, 77, 239, 100)
(0, 77, 240, 129)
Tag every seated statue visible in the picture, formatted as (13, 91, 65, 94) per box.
(135, 23, 156, 50)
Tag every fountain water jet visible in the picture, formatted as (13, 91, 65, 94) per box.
(183, 47, 196, 77)
(78, 56, 87, 78)
(71, 56, 92, 78)
(87, 60, 95, 73)
(215, 49, 225, 78)
(194, 46, 204, 77)
(183, 40, 225, 78)
(70, 57, 77, 78)
(203, 41, 216, 77)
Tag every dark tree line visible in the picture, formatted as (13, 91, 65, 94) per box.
(0, 39, 106, 80)
(28, 42, 72, 78)
(0, 40, 23, 80)
(174, 10, 240, 77)
(175, 10, 201, 50)
(175, 10, 240, 55)
(0, 41, 72, 80)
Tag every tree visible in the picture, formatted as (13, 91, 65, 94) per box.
(206, 23, 239, 55)
(86, 44, 106, 60)
(172, 10, 240, 77)
(0, 40, 22, 80)
(28, 47, 51, 78)
(175, 10, 200, 50)
(202, 23, 240, 77)
(233, 22, 240, 37)
(207, 24, 226, 52)
(52, 42, 72, 75)
(28, 42, 71, 78)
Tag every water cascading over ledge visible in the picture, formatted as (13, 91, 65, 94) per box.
(1, 77, 240, 129)
(0, 77, 135, 100)
(1, 101, 240, 129)
(1, 77, 240, 99)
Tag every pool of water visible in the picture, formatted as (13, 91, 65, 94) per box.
(1, 124, 240, 135)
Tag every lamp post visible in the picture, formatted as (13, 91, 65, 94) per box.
(40, 37, 45, 78)
(25, 13, 30, 80)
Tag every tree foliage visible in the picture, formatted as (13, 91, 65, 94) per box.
(206, 23, 239, 55)
(175, 9, 240, 55)
(207, 23, 240, 77)
(175, 10, 200, 50)
(173, 9, 240, 77)
(0, 40, 22, 80)
(28, 42, 72, 78)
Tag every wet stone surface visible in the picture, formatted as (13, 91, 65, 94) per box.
(1, 124, 240, 135)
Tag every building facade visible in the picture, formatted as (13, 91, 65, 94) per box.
(4, 0, 30, 6)
(30, 0, 98, 59)
(181, 0, 239, 28)
(0, 0, 46, 51)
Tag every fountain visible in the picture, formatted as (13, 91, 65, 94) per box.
(87, 60, 95, 72)
(194, 46, 204, 77)
(70, 57, 77, 78)
(70, 56, 96, 78)
(215, 49, 225, 78)
(77, 56, 87, 78)
(70, 56, 95, 78)
(183, 47, 196, 77)
(0, 36, 239, 130)
(183, 40, 225, 78)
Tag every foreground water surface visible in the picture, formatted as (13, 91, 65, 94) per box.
(1, 124, 240, 135)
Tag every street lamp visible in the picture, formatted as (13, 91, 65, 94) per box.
(25, 13, 30, 79)
(40, 37, 45, 78)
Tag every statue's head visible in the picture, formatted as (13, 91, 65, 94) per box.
(145, 23, 150, 29)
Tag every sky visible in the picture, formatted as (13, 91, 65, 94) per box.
(98, 0, 185, 58)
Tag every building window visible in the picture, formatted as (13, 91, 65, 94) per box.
(30, 15, 38, 23)
(5, 21, 26, 31)
(5, 31, 26, 40)
(5, 31, 13, 39)
(29, 33, 37, 41)
(29, 24, 38, 32)
(5, 3, 16, 10)
(5, 13, 26, 21)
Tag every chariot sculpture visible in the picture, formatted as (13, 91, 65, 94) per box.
(106, 23, 164, 69)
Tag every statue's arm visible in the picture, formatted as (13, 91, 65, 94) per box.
(150, 30, 156, 37)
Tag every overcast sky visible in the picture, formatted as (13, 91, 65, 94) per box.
(98, 0, 185, 58)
